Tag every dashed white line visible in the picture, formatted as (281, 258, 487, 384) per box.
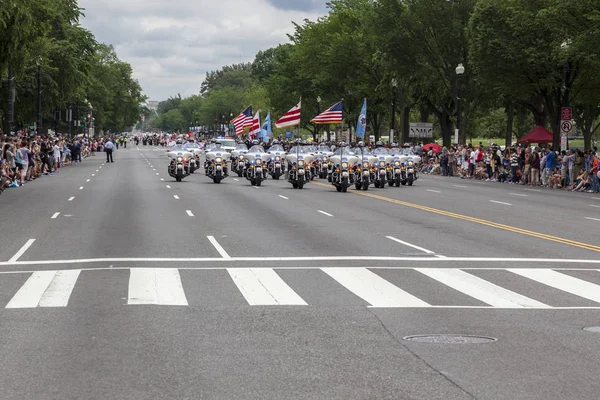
(585, 217, 600, 222)
(51, 212, 60, 219)
(9, 239, 36, 263)
(386, 236, 436, 254)
(253, 186, 260, 189)
(92, 174, 95, 177)
(426, 189, 441, 193)
(79, 186, 84, 190)
(453, 185, 468, 189)
(590, 205, 600, 208)
(207, 236, 231, 259)
(86, 179, 90, 182)
(524, 188, 541, 192)
(489, 200, 512, 206)
(166, 185, 171, 189)
(68, 197, 75, 202)
(173, 195, 180, 200)
(186, 210, 194, 217)
(509, 193, 528, 197)
(279, 195, 289, 200)
(317, 210, 333, 217)
(96, 170, 99, 172)
(234, 178, 239, 182)
(160, 178, 165, 181)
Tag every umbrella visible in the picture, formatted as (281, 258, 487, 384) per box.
(423, 143, 442, 153)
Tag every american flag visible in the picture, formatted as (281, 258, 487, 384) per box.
(275, 99, 301, 128)
(232, 106, 253, 136)
(249, 111, 261, 139)
(311, 100, 343, 124)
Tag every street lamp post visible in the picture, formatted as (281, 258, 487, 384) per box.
(455, 63, 465, 145)
(316, 96, 321, 142)
(6, 66, 14, 135)
(391, 79, 398, 145)
(37, 59, 42, 134)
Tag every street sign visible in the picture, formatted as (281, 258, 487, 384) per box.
(560, 133, 568, 152)
(561, 120, 572, 134)
(561, 107, 572, 121)
(409, 122, 433, 138)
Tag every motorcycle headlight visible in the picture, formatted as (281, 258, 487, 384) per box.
(341, 162, 349, 169)
(255, 159, 261, 165)
(394, 161, 401, 167)
(323, 156, 328, 162)
(177, 157, 183, 162)
(239, 155, 244, 160)
(379, 161, 385, 167)
(275, 156, 281, 161)
(215, 157, 222, 163)
(298, 160, 305, 167)
(408, 161, 414, 166)
(363, 162, 369, 168)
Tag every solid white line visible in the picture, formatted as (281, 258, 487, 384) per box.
(228, 268, 307, 305)
(416, 268, 548, 308)
(173, 195, 179, 200)
(8, 239, 36, 263)
(166, 185, 171, 189)
(51, 212, 60, 219)
(590, 205, 600, 208)
(426, 189, 441, 193)
(490, 200, 512, 206)
(524, 188, 541, 192)
(68, 197, 75, 201)
(509, 193, 528, 197)
(207, 236, 231, 259)
(279, 195, 289, 200)
(79, 186, 84, 190)
(186, 210, 194, 217)
(509, 269, 600, 303)
(322, 267, 430, 307)
(127, 268, 188, 306)
(317, 210, 333, 217)
(585, 217, 600, 222)
(37, 270, 81, 307)
(453, 185, 468, 188)
(386, 236, 435, 254)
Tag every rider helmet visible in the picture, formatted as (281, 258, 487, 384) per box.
(391, 142, 398, 147)
(357, 141, 365, 147)
(375, 141, 384, 148)
(176, 139, 183, 145)
(272, 139, 279, 145)
(252, 139, 259, 145)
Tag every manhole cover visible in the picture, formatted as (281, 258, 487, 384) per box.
(583, 326, 600, 333)
(403, 334, 497, 344)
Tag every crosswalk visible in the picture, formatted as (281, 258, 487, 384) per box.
(2, 267, 600, 309)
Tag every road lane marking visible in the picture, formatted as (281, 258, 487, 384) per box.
(489, 200, 512, 206)
(509, 269, 600, 303)
(8, 239, 36, 263)
(586, 217, 600, 222)
(79, 186, 84, 190)
(279, 195, 289, 200)
(160, 178, 164, 181)
(253, 186, 260, 189)
(228, 268, 307, 305)
(426, 189, 441, 193)
(207, 236, 231, 259)
(156, 173, 159, 175)
(386, 236, 435, 254)
(186, 210, 194, 217)
(92, 174, 95, 177)
(415, 268, 548, 308)
(51, 212, 60, 219)
(324, 184, 600, 253)
(453, 185, 468, 188)
(317, 210, 333, 217)
(96, 170, 99, 172)
(509, 193, 528, 197)
(590, 205, 600, 208)
(68, 197, 75, 201)
(6, 270, 81, 308)
(524, 188, 541, 192)
(127, 268, 188, 306)
(234, 178, 239, 181)
(322, 268, 430, 308)
(166, 185, 171, 189)
(86, 179, 90, 182)
(173, 195, 179, 199)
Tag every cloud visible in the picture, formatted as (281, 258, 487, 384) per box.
(78, 0, 329, 101)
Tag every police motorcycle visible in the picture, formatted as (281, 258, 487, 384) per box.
(244, 142, 270, 186)
(371, 142, 394, 188)
(205, 147, 231, 184)
(393, 143, 421, 186)
(314, 143, 334, 179)
(230, 143, 248, 177)
(352, 142, 375, 191)
(286, 142, 313, 189)
(202, 142, 220, 172)
(266, 141, 286, 180)
(166, 141, 194, 182)
(183, 139, 201, 173)
(330, 143, 359, 192)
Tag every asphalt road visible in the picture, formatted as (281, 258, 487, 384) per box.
(0, 145, 599, 399)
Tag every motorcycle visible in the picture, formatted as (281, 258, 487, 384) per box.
(230, 144, 248, 177)
(286, 146, 312, 189)
(330, 145, 359, 193)
(370, 148, 394, 189)
(266, 144, 286, 180)
(353, 145, 374, 191)
(166, 144, 194, 182)
(205, 150, 230, 183)
(245, 145, 270, 186)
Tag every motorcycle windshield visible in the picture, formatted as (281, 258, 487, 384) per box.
(249, 145, 265, 153)
(373, 148, 389, 155)
(269, 145, 285, 152)
(235, 144, 248, 150)
(170, 145, 186, 152)
(317, 145, 331, 152)
(333, 149, 355, 156)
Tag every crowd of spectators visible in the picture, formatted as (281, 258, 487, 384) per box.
(420, 143, 600, 193)
(0, 134, 100, 195)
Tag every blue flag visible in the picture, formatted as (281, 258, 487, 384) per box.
(355, 99, 367, 138)
(260, 112, 272, 139)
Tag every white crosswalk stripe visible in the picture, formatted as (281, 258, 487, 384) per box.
(3, 268, 600, 309)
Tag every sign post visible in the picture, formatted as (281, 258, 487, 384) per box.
(560, 107, 572, 152)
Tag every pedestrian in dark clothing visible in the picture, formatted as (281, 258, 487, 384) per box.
(104, 140, 114, 162)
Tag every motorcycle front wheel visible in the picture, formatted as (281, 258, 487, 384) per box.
(362, 182, 369, 191)
(298, 180, 304, 189)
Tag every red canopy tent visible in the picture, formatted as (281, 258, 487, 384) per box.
(517, 126, 553, 144)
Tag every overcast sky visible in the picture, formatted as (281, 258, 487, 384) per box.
(78, 0, 329, 103)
